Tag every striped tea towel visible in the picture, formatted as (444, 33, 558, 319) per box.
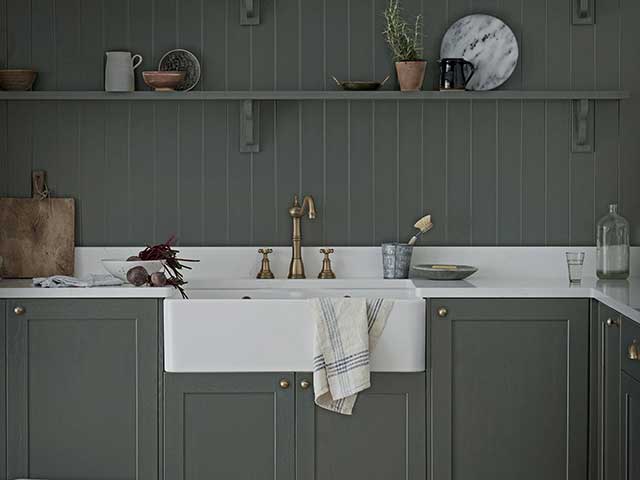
(311, 297, 394, 415)
(33, 274, 123, 288)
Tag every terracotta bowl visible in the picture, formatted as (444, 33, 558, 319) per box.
(143, 71, 186, 92)
(0, 69, 37, 91)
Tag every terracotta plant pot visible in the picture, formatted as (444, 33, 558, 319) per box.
(395, 61, 427, 92)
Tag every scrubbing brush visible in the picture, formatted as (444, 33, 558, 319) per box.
(407, 215, 433, 246)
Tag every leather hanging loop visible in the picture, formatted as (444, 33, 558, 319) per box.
(32, 170, 50, 200)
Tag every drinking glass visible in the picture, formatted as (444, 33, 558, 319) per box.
(565, 252, 585, 284)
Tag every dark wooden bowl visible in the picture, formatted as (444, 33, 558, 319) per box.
(0, 70, 37, 91)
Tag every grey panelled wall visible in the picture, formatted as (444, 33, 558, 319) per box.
(0, 0, 638, 246)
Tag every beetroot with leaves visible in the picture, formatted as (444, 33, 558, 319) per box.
(138, 236, 198, 298)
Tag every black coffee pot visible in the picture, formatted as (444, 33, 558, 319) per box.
(438, 58, 476, 90)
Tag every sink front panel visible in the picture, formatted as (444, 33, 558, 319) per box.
(164, 296, 425, 372)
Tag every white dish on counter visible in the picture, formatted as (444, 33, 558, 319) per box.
(164, 288, 426, 373)
(101, 259, 165, 281)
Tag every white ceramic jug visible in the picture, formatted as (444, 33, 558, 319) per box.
(105, 51, 143, 92)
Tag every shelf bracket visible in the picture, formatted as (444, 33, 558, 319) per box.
(572, 99, 594, 153)
(240, 0, 260, 25)
(240, 100, 260, 153)
(573, 0, 594, 24)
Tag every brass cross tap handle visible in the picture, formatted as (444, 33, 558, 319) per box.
(257, 248, 275, 279)
(318, 248, 336, 279)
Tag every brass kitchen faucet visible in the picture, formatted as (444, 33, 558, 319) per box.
(287, 194, 316, 279)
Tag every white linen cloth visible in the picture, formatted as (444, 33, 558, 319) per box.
(33, 274, 123, 288)
(311, 297, 394, 415)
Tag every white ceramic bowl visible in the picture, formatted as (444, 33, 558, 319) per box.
(101, 259, 165, 282)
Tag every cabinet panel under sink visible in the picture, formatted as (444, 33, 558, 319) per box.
(164, 373, 295, 480)
(296, 372, 426, 480)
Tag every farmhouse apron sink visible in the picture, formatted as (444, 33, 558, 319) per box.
(164, 288, 425, 373)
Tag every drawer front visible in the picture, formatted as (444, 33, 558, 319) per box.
(622, 317, 640, 382)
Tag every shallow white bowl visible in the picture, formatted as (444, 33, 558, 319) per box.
(101, 259, 165, 282)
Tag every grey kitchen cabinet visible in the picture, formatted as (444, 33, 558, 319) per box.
(164, 372, 426, 480)
(620, 317, 640, 480)
(4, 299, 161, 480)
(0, 301, 5, 480)
(621, 317, 640, 382)
(295, 372, 426, 480)
(164, 373, 296, 480)
(621, 372, 640, 480)
(594, 302, 622, 480)
(430, 298, 590, 480)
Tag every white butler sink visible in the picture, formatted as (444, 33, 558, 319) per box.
(164, 287, 425, 372)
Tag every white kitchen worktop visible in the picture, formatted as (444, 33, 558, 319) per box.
(0, 279, 174, 298)
(411, 276, 640, 322)
(177, 276, 639, 322)
(2, 275, 639, 322)
(1, 246, 639, 322)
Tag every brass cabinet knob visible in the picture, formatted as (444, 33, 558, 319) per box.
(300, 380, 311, 390)
(13, 306, 25, 316)
(606, 317, 619, 327)
(279, 379, 290, 389)
(629, 339, 640, 361)
(437, 307, 448, 318)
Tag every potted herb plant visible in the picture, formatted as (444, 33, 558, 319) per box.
(383, 0, 426, 91)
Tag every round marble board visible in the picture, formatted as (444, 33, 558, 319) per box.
(440, 14, 518, 91)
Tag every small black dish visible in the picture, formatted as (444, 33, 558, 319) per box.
(331, 75, 390, 91)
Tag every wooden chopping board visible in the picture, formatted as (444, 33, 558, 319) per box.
(0, 171, 75, 278)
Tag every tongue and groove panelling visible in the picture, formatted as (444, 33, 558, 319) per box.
(0, 0, 637, 246)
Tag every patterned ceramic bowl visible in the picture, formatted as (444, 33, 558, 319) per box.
(158, 49, 201, 91)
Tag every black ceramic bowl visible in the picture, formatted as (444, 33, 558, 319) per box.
(332, 75, 390, 91)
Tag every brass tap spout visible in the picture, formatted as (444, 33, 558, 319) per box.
(288, 194, 316, 220)
(288, 194, 316, 278)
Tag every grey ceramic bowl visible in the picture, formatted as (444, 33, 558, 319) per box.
(411, 264, 478, 281)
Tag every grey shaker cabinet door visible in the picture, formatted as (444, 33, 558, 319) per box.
(595, 303, 622, 480)
(0, 302, 5, 480)
(621, 373, 640, 480)
(164, 373, 295, 480)
(5, 299, 160, 480)
(295, 372, 426, 480)
(621, 317, 640, 382)
(430, 298, 590, 480)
